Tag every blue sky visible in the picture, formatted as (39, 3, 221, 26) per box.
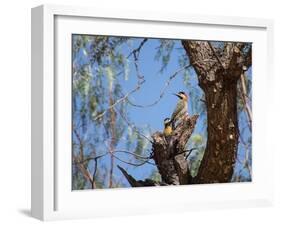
(122, 39, 201, 129)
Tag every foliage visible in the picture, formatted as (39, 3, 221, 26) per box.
(154, 40, 175, 73)
(187, 134, 206, 177)
(149, 169, 162, 182)
(72, 35, 129, 188)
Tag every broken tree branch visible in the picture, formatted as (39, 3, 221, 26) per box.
(117, 165, 167, 187)
(118, 114, 199, 186)
(152, 115, 199, 185)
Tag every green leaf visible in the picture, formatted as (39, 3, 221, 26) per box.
(183, 69, 191, 86)
(149, 169, 162, 182)
(75, 66, 92, 98)
(105, 66, 114, 91)
(191, 134, 203, 145)
(124, 58, 130, 81)
(82, 48, 88, 57)
(135, 134, 145, 156)
(154, 40, 175, 73)
(189, 147, 205, 177)
(89, 95, 98, 114)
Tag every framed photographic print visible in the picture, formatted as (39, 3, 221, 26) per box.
(31, 4, 274, 221)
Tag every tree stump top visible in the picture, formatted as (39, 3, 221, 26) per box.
(152, 114, 199, 185)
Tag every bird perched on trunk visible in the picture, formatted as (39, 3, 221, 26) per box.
(170, 91, 188, 128)
(163, 117, 173, 136)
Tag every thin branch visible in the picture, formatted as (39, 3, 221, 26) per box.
(73, 152, 109, 165)
(73, 128, 84, 160)
(91, 158, 98, 189)
(114, 150, 152, 160)
(127, 64, 192, 108)
(132, 51, 145, 81)
(93, 41, 146, 121)
(92, 78, 145, 121)
(239, 70, 252, 131)
(239, 130, 247, 147)
(94, 51, 191, 120)
(238, 132, 252, 178)
(117, 165, 139, 187)
(171, 147, 197, 158)
(116, 107, 153, 143)
(73, 155, 93, 184)
(200, 98, 207, 104)
(73, 128, 96, 187)
(127, 38, 148, 58)
(113, 154, 155, 167)
(236, 130, 252, 180)
(185, 148, 197, 159)
(244, 146, 252, 178)
(73, 149, 153, 165)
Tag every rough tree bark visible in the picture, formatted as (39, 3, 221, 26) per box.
(118, 115, 198, 187)
(181, 41, 251, 183)
(118, 41, 251, 186)
(152, 115, 198, 185)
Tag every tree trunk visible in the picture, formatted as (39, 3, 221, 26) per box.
(194, 77, 238, 183)
(181, 40, 251, 183)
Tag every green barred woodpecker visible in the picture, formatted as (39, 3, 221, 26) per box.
(170, 91, 188, 128)
(163, 117, 173, 136)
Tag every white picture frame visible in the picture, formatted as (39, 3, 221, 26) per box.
(31, 4, 274, 221)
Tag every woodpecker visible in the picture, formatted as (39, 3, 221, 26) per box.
(170, 91, 188, 127)
(163, 117, 173, 136)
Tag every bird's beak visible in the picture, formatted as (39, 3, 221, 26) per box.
(173, 93, 181, 98)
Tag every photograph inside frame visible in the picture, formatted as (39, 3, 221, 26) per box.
(71, 35, 252, 190)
